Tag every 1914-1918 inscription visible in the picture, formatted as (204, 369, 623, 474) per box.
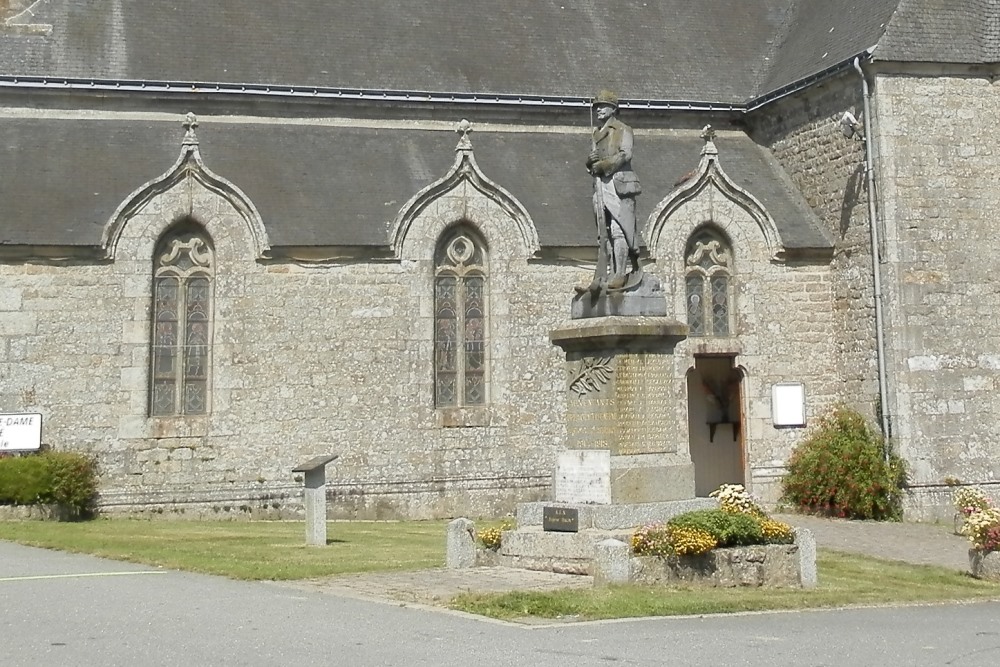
(542, 506, 580, 533)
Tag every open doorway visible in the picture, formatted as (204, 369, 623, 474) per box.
(687, 356, 745, 497)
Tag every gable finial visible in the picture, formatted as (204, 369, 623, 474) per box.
(182, 112, 199, 147)
(700, 124, 718, 157)
(456, 119, 473, 152)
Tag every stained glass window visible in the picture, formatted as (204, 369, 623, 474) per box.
(684, 228, 734, 337)
(150, 227, 214, 416)
(434, 227, 488, 407)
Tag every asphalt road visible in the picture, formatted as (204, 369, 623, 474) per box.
(3, 541, 1000, 666)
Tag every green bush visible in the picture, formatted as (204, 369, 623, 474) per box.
(781, 406, 906, 520)
(667, 509, 764, 547)
(0, 451, 98, 519)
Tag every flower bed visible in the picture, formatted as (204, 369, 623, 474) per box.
(954, 486, 1000, 579)
(631, 542, 803, 588)
(611, 485, 815, 588)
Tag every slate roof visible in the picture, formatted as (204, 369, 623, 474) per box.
(0, 118, 829, 250)
(3, 1, 996, 100)
(877, 0, 1000, 63)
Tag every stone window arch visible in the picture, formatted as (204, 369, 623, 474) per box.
(434, 225, 489, 407)
(684, 226, 734, 336)
(149, 223, 215, 416)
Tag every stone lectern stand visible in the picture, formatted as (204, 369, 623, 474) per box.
(293, 454, 339, 546)
(550, 314, 694, 503)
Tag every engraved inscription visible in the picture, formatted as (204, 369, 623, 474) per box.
(614, 354, 673, 455)
(555, 450, 611, 504)
(564, 353, 677, 455)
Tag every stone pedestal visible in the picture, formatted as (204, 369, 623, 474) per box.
(550, 316, 693, 503)
(292, 454, 339, 547)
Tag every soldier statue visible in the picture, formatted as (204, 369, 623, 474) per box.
(583, 90, 642, 293)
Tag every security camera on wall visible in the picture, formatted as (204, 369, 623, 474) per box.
(840, 111, 864, 139)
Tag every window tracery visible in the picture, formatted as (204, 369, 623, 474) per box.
(685, 228, 734, 337)
(150, 227, 214, 416)
(434, 227, 488, 407)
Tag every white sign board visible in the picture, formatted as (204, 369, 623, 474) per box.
(0, 413, 43, 451)
(771, 383, 806, 427)
(554, 449, 611, 504)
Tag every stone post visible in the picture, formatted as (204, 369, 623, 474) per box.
(292, 454, 339, 547)
(593, 538, 631, 586)
(794, 528, 817, 588)
(446, 518, 477, 568)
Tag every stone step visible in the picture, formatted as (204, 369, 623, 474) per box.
(516, 498, 716, 531)
(500, 526, 632, 561)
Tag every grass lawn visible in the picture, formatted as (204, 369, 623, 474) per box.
(450, 550, 1000, 620)
(0, 519, 447, 580)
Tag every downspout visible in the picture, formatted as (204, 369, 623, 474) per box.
(853, 55, 892, 448)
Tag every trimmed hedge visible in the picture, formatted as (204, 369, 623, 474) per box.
(0, 451, 98, 519)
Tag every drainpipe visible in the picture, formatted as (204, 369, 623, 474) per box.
(853, 55, 892, 447)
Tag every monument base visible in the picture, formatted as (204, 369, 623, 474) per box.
(480, 498, 717, 574)
(571, 273, 667, 319)
(610, 454, 695, 504)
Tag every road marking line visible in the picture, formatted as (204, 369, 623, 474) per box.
(0, 571, 167, 582)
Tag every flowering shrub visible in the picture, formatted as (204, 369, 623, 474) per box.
(780, 406, 906, 520)
(631, 485, 799, 557)
(954, 486, 991, 517)
(479, 527, 503, 550)
(962, 507, 1000, 552)
(478, 516, 514, 551)
(711, 484, 764, 516)
(631, 523, 673, 557)
(668, 525, 718, 555)
(758, 518, 795, 544)
(631, 523, 717, 556)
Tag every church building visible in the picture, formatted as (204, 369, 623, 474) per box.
(1, 1, 997, 520)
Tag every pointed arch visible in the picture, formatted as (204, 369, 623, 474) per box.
(101, 117, 270, 261)
(389, 122, 539, 260)
(645, 140, 783, 261)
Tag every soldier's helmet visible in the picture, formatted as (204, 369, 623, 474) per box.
(592, 90, 619, 110)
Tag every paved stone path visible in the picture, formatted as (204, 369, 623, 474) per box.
(279, 514, 973, 606)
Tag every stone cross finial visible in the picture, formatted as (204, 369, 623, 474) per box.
(182, 112, 199, 147)
(700, 124, 718, 157)
(456, 119, 473, 152)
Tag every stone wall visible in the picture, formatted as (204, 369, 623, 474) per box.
(748, 72, 878, 420)
(0, 138, 589, 520)
(875, 73, 1000, 519)
(645, 137, 839, 505)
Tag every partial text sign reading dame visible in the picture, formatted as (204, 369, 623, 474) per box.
(0, 413, 42, 451)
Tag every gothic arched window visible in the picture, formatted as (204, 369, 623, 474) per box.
(149, 225, 214, 416)
(684, 227, 734, 336)
(434, 226, 488, 407)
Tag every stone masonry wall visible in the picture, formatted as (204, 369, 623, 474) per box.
(648, 167, 838, 505)
(747, 73, 879, 419)
(875, 73, 1000, 519)
(0, 165, 589, 520)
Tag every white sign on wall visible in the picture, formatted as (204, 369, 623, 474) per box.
(771, 383, 806, 427)
(0, 413, 43, 451)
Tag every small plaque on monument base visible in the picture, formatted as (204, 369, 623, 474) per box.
(542, 506, 580, 533)
(555, 449, 611, 504)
